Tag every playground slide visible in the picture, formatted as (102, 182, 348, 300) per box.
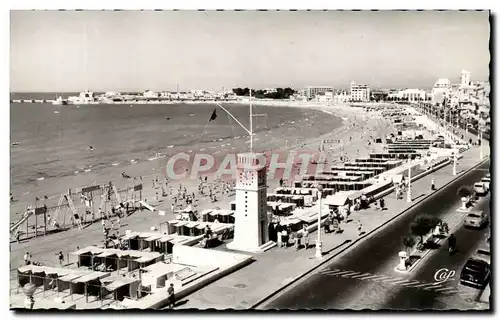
(138, 200, 155, 212)
(10, 210, 34, 234)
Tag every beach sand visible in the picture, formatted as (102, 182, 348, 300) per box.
(9, 102, 396, 273)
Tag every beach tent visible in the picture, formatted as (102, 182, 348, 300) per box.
(324, 194, 350, 207)
(101, 276, 140, 302)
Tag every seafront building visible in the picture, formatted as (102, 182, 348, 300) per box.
(350, 82, 370, 102)
(431, 78, 452, 105)
(334, 90, 350, 103)
(305, 86, 334, 100)
(388, 89, 426, 102)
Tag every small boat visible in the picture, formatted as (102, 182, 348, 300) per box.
(53, 111, 60, 114)
(11, 141, 20, 146)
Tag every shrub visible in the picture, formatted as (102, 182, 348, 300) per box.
(410, 214, 442, 243)
(457, 185, 474, 198)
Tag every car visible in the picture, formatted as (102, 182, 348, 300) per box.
(474, 246, 491, 265)
(473, 182, 487, 196)
(464, 211, 488, 228)
(460, 258, 490, 288)
(481, 177, 491, 191)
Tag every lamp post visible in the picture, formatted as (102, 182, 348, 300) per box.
(452, 150, 457, 176)
(407, 157, 412, 203)
(22, 283, 36, 310)
(479, 130, 483, 160)
(315, 185, 323, 259)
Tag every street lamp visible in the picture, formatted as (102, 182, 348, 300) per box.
(22, 283, 36, 310)
(407, 157, 412, 203)
(479, 130, 483, 160)
(315, 185, 323, 259)
(452, 150, 457, 176)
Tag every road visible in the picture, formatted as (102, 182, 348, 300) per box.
(381, 197, 490, 310)
(259, 159, 490, 310)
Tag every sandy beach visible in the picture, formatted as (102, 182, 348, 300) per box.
(9, 101, 396, 273)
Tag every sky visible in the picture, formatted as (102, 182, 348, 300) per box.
(10, 10, 490, 92)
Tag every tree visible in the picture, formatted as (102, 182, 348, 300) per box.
(403, 235, 416, 254)
(410, 214, 442, 244)
(457, 185, 474, 198)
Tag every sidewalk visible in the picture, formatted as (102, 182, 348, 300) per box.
(175, 144, 489, 309)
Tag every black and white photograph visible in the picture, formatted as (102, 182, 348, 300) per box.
(7, 7, 492, 311)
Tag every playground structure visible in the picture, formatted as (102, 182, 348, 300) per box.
(10, 182, 143, 243)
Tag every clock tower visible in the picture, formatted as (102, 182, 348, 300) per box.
(226, 153, 276, 253)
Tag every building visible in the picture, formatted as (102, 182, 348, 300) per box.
(334, 90, 349, 103)
(431, 78, 452, 106)
(394, 89, 426, 102)
(305, 86, 334, 100)
(315, 91, 334, 103)
(350, 82, 370, 102)
(143, 90, 159, 99)
(226, 153, 274, 252)
(461, 70, 472, 87)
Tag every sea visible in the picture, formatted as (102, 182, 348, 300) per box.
(10, 92, 342, 196)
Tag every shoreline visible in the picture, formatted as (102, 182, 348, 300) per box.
(9, 102, 347, 215)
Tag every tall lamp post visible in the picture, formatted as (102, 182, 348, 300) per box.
(452, 150, 457, 176)
(315, 185, 323, 259)
(407, 157, 412, 203)
(479, 130, 484, 160)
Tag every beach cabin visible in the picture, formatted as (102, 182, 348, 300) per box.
(267, 202, 296, 216)
(70, 246, 163, 273)
(140, 262, 189, 292)
(266, 194, 305, 207)
(292, 206, 330, 228)
(324, 193, 352, 211)
(100, 276, 141, 302)
(200, 209, 235, 224)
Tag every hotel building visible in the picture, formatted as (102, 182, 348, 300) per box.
(350, 82, 370, 102)
(305, 86, 334, 99)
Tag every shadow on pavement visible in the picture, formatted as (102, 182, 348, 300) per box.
(324, 239, 352, 255)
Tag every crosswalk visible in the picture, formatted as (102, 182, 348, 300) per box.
(319, 268, 463, 295)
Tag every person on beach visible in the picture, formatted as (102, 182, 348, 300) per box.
(357, 221, 363, 236)
(302, 226, 310, 249)
(167, 283, 175, 309)
(57, 251, 64, 265)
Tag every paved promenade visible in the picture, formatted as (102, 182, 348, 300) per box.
(175, 144, 489, 309)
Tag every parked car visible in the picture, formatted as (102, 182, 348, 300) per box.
(480, 177, 490, 191)
(473, 182, 487, 196)
(460, 258, 490, 288)
(474, 246, 491, 265)
(464, 211, 488, 228)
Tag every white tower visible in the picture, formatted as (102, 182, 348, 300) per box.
(226, 153, 275, 253)
(461, 70, 471, 87)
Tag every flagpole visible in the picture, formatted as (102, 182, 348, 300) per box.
(250, 89, 253, 153)
(215, 103, 251, 135)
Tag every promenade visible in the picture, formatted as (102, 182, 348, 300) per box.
(175, 144, 488, 310)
